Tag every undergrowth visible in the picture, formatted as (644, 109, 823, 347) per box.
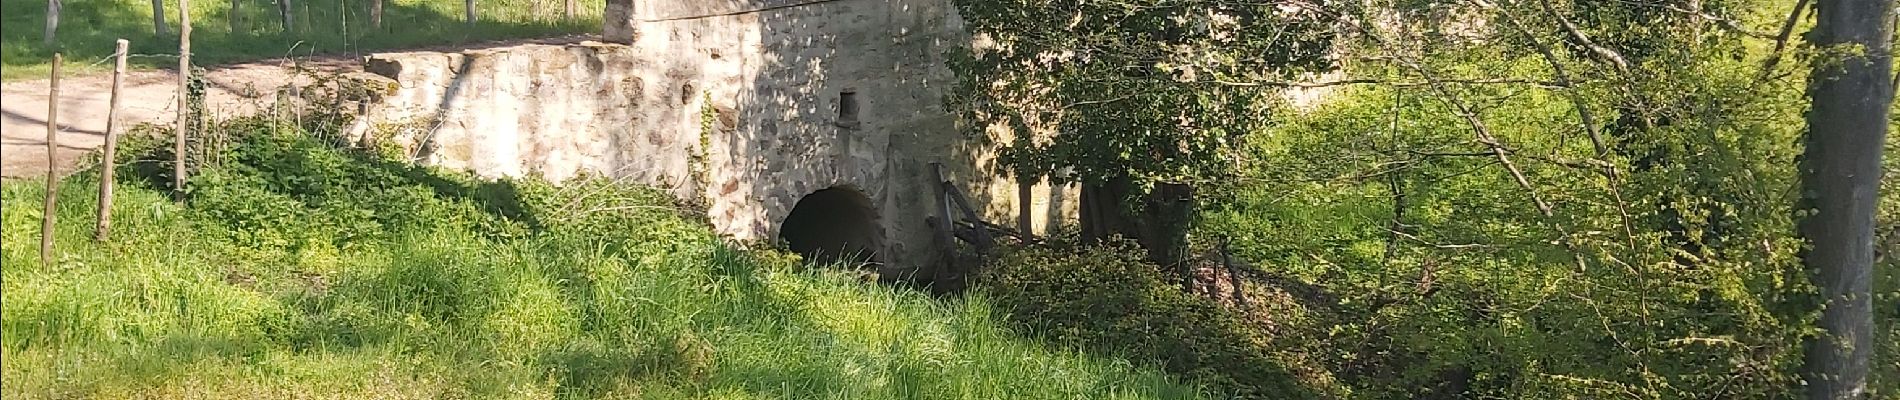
(0, 117, 1203, 399)
(981, 244, 1339, 399)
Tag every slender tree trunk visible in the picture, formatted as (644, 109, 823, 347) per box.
(464, 0, 476, 26)
(1801, 0, 1893, 397)
(1079, 177, 1194, 276)
(96, 40, 128, 242)
(176, 0, 191, 199)
(1079, 178, 1135, 243)
(152, 0, 169, 36)
(44, 0, 60, 45)
(564, 0, 575, 20)
(277, 0, 293, 33)
(369, 0, 382, 29)
(42, 54, 62, 268)
(228, 0, 241, 32)
(1017, 178, 1033, 240)
(1140, 182, 1195, 288)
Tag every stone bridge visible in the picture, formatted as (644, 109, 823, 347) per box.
(352, 0, 1077, 280)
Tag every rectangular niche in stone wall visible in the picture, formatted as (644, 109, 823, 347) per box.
(837, 89, 860, 129)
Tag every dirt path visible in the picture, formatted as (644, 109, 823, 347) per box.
(1, 58, 358, 179)
(0, 35, 594, 179)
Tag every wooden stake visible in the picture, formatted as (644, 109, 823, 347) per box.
(176, 0, 191, 200)
(42, 53, 62, 268)
(96, 40, 128, 242)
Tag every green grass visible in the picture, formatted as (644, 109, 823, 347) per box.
(2, 0, 602, 80)
(0, 124, 1205, 399)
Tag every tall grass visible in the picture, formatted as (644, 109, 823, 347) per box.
(2, 0, 602, 80)
(0, 120, 1204, 399)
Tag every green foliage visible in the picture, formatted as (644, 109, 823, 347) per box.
(948, 0, 1332, 190)
(1192, 2, 1821, 393)
(0, 117, 1205, 399)
(981, 244, 1327, 399)
(1874, 104, 1900, 396)
(2, 0, 602, 80)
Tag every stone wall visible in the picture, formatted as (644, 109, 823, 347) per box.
(359, 0, 1078, 278)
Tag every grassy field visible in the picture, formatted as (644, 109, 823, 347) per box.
(2, 0, 601, 80)
(0, 121, 1205, 399)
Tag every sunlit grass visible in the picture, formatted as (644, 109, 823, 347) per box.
(0, 164, 1205, 399)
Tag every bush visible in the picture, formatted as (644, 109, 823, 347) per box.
(979, 244, 1320, 399)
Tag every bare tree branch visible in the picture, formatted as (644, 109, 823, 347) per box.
(1532, 0, 1634, 73)
(1758, 0, 1814, 81)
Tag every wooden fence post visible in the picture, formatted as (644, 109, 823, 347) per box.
(175, 0, 191, 200)
(42, 53, 62, 268)
(96, 40, 128, 242)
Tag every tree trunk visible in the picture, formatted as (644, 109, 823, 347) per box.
(44, 0, 60, 46)
(277, 0, 293, 33)
(464, 0, 476, 26)
(1139, 182, 1195, 288)
(369, 0, 381, 28)
(152, 0, 169, 35)
(1017, 178, 1034, 240)
(1079, 177, 1136, 243)
(1079, 177, 1196, 280)
(1800, 0, 1893, 396)
(564, 0, 575, 20)
(228, 0, 241, 32)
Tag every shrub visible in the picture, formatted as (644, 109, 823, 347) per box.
(980, 244, 1319, 399)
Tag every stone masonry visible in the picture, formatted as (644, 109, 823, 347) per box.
(356, 0, 1079, 279)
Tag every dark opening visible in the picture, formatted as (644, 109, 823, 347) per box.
(779, 187, 880, 266)
(836, 90, 860, 129)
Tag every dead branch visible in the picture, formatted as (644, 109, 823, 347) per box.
(1491, 2, 1613, 158)
(1757, 0, 1813, 81)
(1532, 0, 1634, 73)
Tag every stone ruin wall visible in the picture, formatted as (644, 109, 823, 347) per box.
(355, 0, 1080, 277)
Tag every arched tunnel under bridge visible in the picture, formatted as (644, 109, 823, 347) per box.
(778, 187, 882, 267)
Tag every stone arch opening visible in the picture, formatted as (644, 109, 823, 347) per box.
(779, 187, 881, 266)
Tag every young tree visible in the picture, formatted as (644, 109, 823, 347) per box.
(369, 0, 382, 28)
(43, 0, 60, 45)
(229, 0, 243, 32)
(277, 0, 294, 33)
(1800, 0, 1892, 396)
(152, 0, 169, 35)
